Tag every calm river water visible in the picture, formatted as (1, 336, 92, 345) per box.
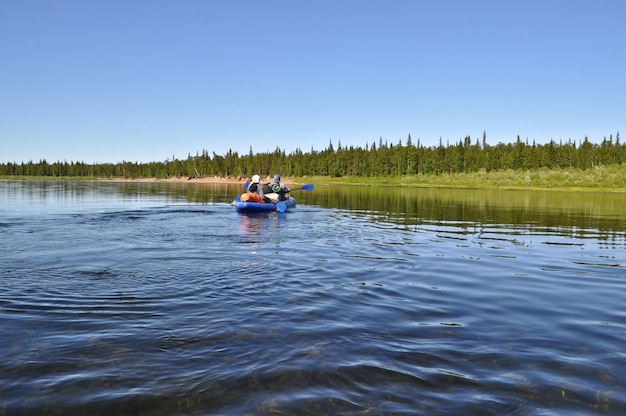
(1, 180, 625, 415)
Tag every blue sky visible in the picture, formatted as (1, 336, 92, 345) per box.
(1, 0, 624, 164)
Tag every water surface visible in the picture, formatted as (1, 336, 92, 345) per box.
(1, 180, 625, 415)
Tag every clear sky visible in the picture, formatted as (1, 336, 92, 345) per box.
(1, 0, 624, 164)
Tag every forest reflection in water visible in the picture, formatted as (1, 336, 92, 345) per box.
(5, 180, 625, 239)
(294, 186, 626, 239)
(299, 185, 626, 241)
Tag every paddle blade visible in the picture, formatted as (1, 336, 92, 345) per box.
(299, 184, 314, 191)
(244, 181, 250, 191)
(276, 202, 287, 213)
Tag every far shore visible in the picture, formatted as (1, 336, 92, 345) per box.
(106, 176, 299, 186)
(3, 165, 626, 193)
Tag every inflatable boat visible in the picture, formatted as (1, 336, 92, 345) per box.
(232, 195, 296, 213)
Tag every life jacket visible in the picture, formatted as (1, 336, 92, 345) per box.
(248, 183, 260, 193)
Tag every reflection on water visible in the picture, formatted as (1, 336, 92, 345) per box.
(1, 180, 625, 415)
(0, 180, 237, 210)
(301, 185, 626, 240)
(5, 180, 624, 235)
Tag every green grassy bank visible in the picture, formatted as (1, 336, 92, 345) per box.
(304, 165, 626, 193)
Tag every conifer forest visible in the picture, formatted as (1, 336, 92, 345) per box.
(1, 133, 623, 180)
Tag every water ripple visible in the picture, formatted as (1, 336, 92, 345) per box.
(2, 182, 626, 415)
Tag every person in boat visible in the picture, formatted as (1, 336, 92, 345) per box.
(241, 174, 265, 203)
(247, 175, 264, 196)
(262, 174, 290, 202)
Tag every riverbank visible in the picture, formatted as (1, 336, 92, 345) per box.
(0, 175, 297, 186)
(111, 176, 300, 186)
(2, 165, 626, 192)
(308, 165, 626, 193)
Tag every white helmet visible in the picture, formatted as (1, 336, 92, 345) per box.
(252, 174, 260, 184)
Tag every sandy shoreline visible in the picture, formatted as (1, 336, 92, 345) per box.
(115, 176, 298, 185)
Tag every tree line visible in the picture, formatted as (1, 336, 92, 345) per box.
(1, 132, 623, 179)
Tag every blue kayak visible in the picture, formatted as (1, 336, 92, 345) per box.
(232, 196, 296, 213)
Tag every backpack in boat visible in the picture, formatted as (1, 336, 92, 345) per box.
(241, 192, 264, 203)
(263, 183, 283, 194)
